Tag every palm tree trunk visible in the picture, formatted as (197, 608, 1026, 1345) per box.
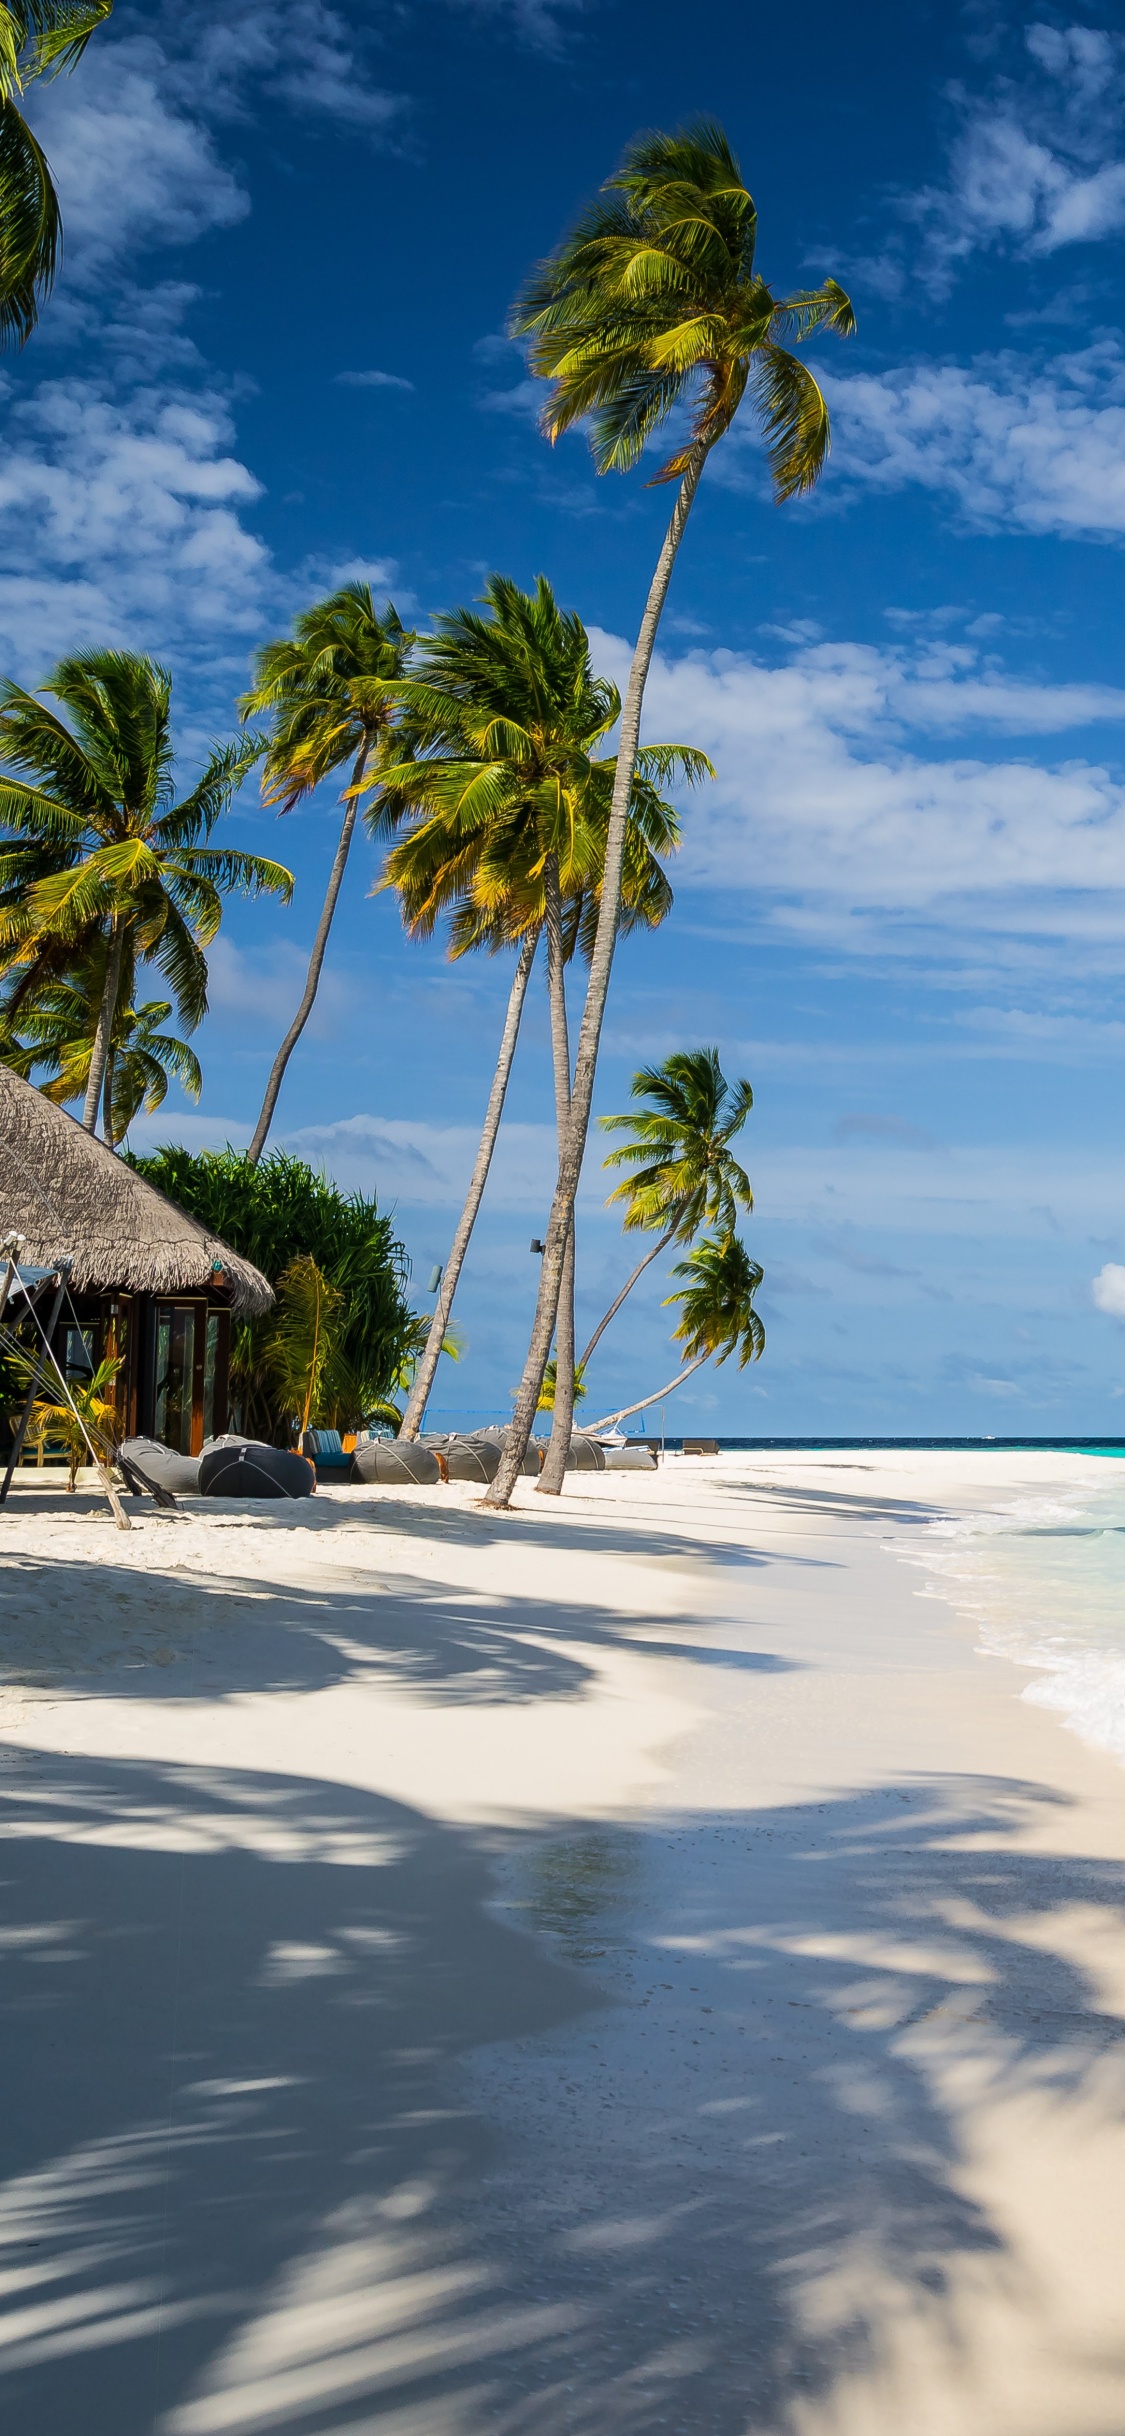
(83, 919, 125, 1134)
(486, 439, 711, 1507)
(398, 928, 540, 1441)
(246, 740, 370, 1168)
(101, 1047, 116, 1147)
(577, 1213, 684, 1376)
(584, 1354, 708, 1434)
(539, 854, 575, 1497)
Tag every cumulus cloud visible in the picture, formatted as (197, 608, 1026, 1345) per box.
(26, 3, 402, 288)
(1093, 1263, 1125, 1317)
(907, 22, 1125, 291)
(0, 383, 270, 671)
(29, 49, 247, 275)
(588, 625, 1125, 930)
(824, 341, 1125, 539)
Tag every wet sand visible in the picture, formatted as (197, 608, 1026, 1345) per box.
(1, 1449, 1124, 2435)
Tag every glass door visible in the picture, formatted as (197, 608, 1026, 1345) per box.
(153, 1306, 196, 1452)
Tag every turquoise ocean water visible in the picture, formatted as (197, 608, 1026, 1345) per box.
(895, 1463, 1125, 1766)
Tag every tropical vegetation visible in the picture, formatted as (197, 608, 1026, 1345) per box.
(239, 585, 414, 1165)
(370, 573, 709, 1464)
(0, 937, 202, 1146)
(0, 650, 290, 1138)
(0, 114, 843, 1455)
(582, 1048, 754, 1378)
(127, 1146, 415, 1444)
(0, 1, 112, 347)
(487, 121, 852, 1505)
(585, 1232, 765, 1433)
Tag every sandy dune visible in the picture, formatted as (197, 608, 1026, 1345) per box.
(2, 1450, 1125, 2435)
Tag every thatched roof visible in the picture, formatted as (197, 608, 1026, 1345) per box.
(0, 1064, 273, 1314)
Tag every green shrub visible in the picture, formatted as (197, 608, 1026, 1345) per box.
(128, 1146, 414, 1442)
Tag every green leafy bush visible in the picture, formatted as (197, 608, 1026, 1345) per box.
(128, 1146, 414, 1441)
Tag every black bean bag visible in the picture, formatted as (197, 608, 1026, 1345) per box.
(350, 1439, 443, 1487)
(569, 1436, 606, 1472)
(198, 1441, 315, 1499)
(119, 1436, 200, 1496)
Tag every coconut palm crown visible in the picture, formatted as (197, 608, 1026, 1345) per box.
(513, 118, 855, 495)
(602, 1046, 754, 1243)
(0, 648, 290, 1131)
(0, 3, 113, 347)
(374, 574, 709, 951)
(238, 584, 415, 1164)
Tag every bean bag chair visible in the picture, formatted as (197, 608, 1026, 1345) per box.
(198, 1441, 315, 1499)
(444, 1435, 502, 1483)
(600, 1443, 658, 1470)
(461, 1428, 543, 1477)
(350, 1439, 442, 1487)
(119, 1436, 200, 1496)
(569, 1436, 607, 1472)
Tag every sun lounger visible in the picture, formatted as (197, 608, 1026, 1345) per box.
(301, 1428, 353, 1476)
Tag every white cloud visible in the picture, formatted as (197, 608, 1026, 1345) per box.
(29, 48, 247, 274)
(588, 625, 1125, 929)
(906, 22, 1125, 289)
(1093, 1262, 1125, 1317)
(26, 5, 402, 289)
(334, 370, 415, 392)
(825, 341, 1125, 539)
(0, 383, 270, 671)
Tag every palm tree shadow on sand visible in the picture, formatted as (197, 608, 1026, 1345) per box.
(2, 1755, 1124, 2433)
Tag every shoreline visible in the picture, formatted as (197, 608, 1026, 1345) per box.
(2, 1449, 1125, 2433)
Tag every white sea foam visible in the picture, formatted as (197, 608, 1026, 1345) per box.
(890, 1473, 1125, 1767)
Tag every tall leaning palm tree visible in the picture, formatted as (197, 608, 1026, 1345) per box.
(487, 120, 854, 1507)
(372, 576, 706, 1460)
(0, 3, 113, 347)
(585, 1230, 764, 1434)
(580, 1046, 754, 1379)
(0, 649, 290, 1134)
(239, 584, 414, 1165)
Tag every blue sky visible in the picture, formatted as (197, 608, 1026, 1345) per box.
(11, 0, 1125, 1433)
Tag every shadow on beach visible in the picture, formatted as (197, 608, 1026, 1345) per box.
(2, 1752, 1124, 2433)
(0, 1525, 808, 1708)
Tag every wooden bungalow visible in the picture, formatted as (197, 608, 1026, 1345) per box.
(0, 1064, 272, 1455)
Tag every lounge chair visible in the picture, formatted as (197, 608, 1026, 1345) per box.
(301, 1428, 353, 1476)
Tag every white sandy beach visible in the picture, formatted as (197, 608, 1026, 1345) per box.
(2, 1448, 1125, 2436)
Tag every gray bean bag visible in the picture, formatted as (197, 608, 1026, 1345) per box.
(600, 1443, 658, 1470)
(444, 1435, 502, 1483)
(461, 1428, 543, 1477)
(569, 1435, 607, 1472)
(198, 1441, 315, 1499)
(350, 1439, 443, 1487)
(119, 1436, 200, 1496)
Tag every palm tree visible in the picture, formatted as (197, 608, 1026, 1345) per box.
(581, 1047, 754, 1378)
(371, 575, 707, 1453)
(1, 938, 202, 1144)
(584, 1231, 764, 1433)
(28, 1349, 121, 1490)
(488, 121, 853, 1506)
(0, 2, 113, 348)
(0, 649, 289, 1135)
(239, 584, 414, 1165)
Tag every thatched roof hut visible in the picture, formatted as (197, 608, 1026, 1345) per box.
(0, 1063, 271, 1315)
